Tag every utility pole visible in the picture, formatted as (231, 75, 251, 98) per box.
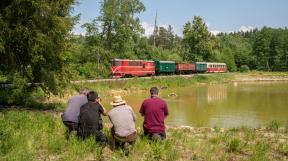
(153, 10, 158, 47)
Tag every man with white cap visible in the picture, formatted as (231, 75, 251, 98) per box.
(108, 95, 137, 150)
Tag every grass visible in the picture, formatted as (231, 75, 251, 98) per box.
(0, 110, 287, 161)
(1, 72, 288, 160)
(226, 137, 242, 152)
(267, 120, 281, 132)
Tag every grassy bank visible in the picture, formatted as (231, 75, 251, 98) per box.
(0, 109, 287, 161)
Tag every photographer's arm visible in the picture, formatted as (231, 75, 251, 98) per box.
(97, 98, 107, 116)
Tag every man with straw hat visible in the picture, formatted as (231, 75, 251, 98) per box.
(108, 95, 137, 151)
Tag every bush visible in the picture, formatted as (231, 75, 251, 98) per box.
(239, 65, 250, 72)
(251, 142, 269, 161)
(267, 120, 281, 131)
(226, 137, 242, 152)
(278, 143, 288, 155)
(77, 63, 110, 79)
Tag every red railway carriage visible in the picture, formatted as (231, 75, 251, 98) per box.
(175, 62, 196, 74)
(206, 63, 227, 73)
(110, 59, 155, 78)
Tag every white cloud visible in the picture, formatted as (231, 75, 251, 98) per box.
(209, 26, 255, 36)
(159, 24, 169, 29)
(141, 21, 181, 36)
(210, 30, 221, 36)
(239, 26, 255, 32)
(141, 21, 155, 36)
(71, 20, 88, 35)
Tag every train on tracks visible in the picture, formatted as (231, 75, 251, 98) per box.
(110, 59, 227, 78)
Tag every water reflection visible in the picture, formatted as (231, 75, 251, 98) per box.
(207, 85, 227, 103)
(120, 82, 288, 128)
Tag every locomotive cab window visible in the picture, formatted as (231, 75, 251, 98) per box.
(111, 60, 121, 66)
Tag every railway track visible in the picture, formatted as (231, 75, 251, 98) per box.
(3, 73, 288, 89)
(1, 73, 213, 88)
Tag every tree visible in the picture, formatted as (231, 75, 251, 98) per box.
(182, 16, 212, 61)
(82, 19, 106, 67)
(97, 0, 145, 58)
(148, 25, 176, 50)
(253, 27, 273, 71)
(217, 33, 253, 70)
(0, 0, 76, 95)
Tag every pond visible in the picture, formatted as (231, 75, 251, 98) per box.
(119, 81, 288, 128)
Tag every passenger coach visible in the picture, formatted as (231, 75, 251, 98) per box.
(206, 62, 227, 73)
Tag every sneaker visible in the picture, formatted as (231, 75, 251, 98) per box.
(151, 134, 161, 141)
(70, 130, 77, 136)
(124, 142, 130, 156)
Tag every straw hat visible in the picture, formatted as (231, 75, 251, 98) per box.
(110, 95, 126, 106)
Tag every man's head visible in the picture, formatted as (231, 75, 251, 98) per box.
(79, 89, 89, 95)
(150, 87, 159, 97)
(87, 91, 99, 102)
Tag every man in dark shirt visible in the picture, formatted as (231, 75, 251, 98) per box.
(139, 87, 169, 140)
(78, 91, 107, 144)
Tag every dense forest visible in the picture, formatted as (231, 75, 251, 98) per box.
(1, 0, 288, 98)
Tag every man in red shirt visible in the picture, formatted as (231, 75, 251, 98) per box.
(139, 87, 169, 140)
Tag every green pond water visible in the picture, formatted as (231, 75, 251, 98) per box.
(111, 81, 288, 128)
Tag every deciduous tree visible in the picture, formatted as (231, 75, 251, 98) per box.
(0, 0, 76, 95)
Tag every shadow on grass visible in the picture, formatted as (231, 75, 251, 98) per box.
(0, 86, 66, 111)
(0, 102, 65, 112)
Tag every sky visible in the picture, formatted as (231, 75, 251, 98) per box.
(72, 0, 288, 36)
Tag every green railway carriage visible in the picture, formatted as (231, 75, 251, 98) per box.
(155, 60, 176, 75)
(195, 62, 207, 73)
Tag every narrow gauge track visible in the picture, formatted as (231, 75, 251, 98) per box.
(71, 73, 214, 83)
(0, 73, 214, 88)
